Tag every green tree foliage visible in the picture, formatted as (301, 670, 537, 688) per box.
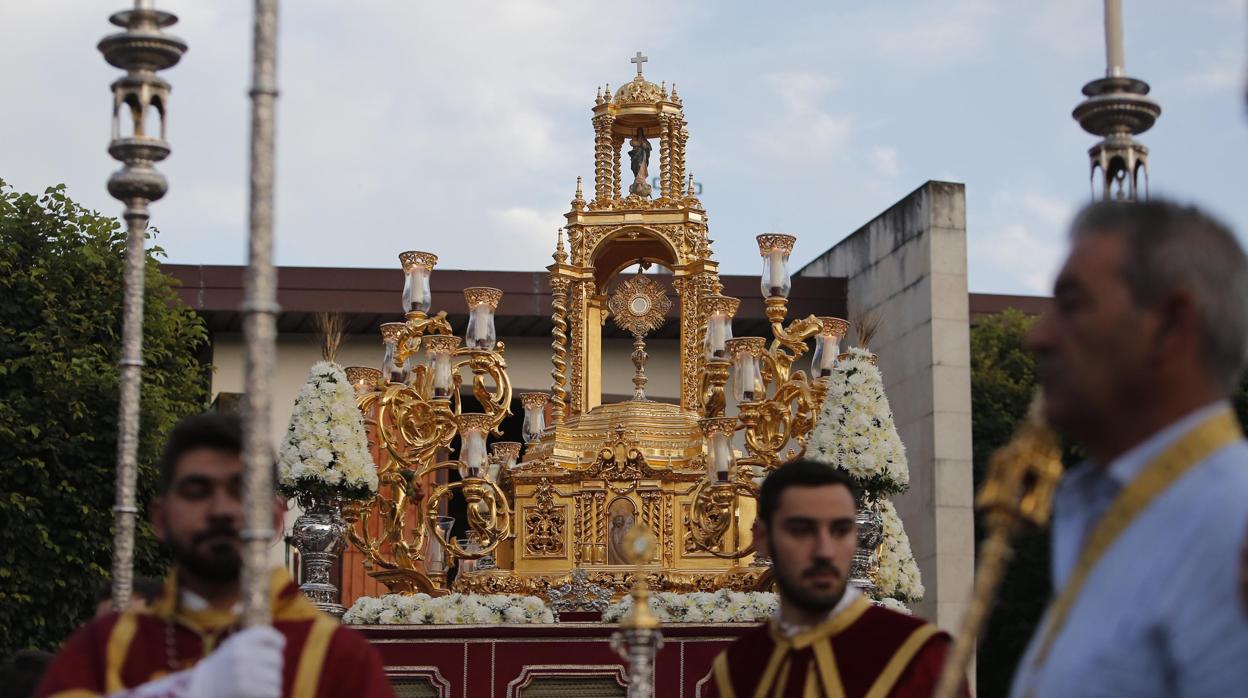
(0, 181, 208, 654)
(970, 309, 1060, 698)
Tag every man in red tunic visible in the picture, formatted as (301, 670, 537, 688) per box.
(705, 460, 969, 697)
(36, 413, 394, 698)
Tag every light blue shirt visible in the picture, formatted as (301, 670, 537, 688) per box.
(1010, 402, 1248, 698)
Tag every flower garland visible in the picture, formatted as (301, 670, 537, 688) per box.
(278, 361, 378, 501)
(808, 347, 908, 497)
(874, 499, 925, 603)
(342, 593, 555, 625)
(602, 590, 777, 624)
(600, 589, 911, 623)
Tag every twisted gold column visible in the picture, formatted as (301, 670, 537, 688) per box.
(592, 114, 614, 205)
(660, 115, 673, 200)
(612, 135, 623, 202)
(549, 275, 570, 424)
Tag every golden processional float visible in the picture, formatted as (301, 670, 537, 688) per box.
(342, 55, 851, 599)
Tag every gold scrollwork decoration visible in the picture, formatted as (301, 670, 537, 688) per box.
(523, 479, 566, 557)
(686, 479, 758, 560)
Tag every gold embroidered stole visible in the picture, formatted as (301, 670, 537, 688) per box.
(1029, 407, 1242, 671)
(712, 595, 940, 698)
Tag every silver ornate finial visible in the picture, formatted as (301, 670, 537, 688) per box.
(630, 51, 648, 78)
(98, 0, 187, 614)
(1072, 0, 1160, 201)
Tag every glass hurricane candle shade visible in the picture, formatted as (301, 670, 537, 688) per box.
(520, 394, 548, 443)
(401, 263, 432, 314)
(427, 515, 455, 573)
(379, 327, 409, 382)
(732, 352, 765, 402)
(463, 288, 502, 351)
(761, 248, 791, 299)
(458, 422, 488, 479)
(811, 333, 841, 378)
(707, 431, 734, 482)
(704, 311, 733, 360)
(428, 348, 453, 398)
(466, 302, 495, 350)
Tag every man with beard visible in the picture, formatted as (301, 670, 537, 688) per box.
(36, 413, 394, 698)
(1009, 201, 1248, 697)
(704, 461, 967, 697)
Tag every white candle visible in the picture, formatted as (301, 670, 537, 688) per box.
(461, 430, 486, 478)
(768, 249, 787, 294)
(471, 304, 490, 344)
(710, 433, 733, 482)
(708, 314, 726, 357)
(433, 353, 452, 398)
(413, 267, 428, 305)
(821, 337, 839, 372)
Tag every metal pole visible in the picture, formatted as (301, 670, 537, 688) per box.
(98, 0, 186, 611)
(1104, 0, 1125, 78)
(240, 0, 281, 628)
(110, 206, 148, 612)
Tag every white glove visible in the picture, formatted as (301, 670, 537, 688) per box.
(188, 626, 286, 698)
(110, 626, 285, 698)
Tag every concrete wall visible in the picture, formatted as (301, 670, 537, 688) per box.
(797, 180, 973, 629)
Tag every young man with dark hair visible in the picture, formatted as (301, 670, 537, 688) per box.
(1010, 200, 1248, 696)
(705, 460, 967, 697)
(37, 412, 395, 698)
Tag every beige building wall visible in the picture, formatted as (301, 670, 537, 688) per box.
(797, 180, 974, 630)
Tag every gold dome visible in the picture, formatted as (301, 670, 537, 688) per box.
(614, 76, 665, 104)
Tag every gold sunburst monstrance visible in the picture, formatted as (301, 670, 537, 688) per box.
(607, 271, 672, 401)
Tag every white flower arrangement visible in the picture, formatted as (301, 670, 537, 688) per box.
(602, 590, 777, 624)
(874, 499, 925, 603)
(809, 347, 909, 497)
(278, 361, 378, 501)
(342, 593, 555, 625)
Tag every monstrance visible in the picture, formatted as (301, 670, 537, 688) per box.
(607, 270, 672, 401)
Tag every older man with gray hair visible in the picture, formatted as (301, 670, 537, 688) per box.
(1011, 200, 1248, 697)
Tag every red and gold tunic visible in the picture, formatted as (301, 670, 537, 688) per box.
(705, 595, 969, 698)
(36, 571, 394, 698)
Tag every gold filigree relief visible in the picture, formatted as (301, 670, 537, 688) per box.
(523, 479, 566, 558)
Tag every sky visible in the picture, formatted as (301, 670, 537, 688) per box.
(2, 0, 1245, 296)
